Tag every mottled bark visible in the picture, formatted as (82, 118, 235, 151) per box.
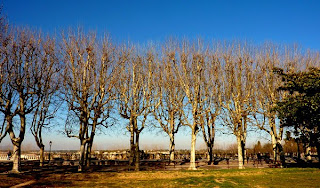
(11, 144, 21, 173)
(86, 142, 92, 167)
(189, 127, 197, 170)
(269, 117, 283, 163)
(169, 133, 175, 162)
(271, 134, 278, 162)
(237, 136, 245, 169)
(8, 112, 26, 173)
(78, 142, 86, 172)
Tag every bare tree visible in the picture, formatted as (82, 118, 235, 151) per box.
(0, 6, 9, 142)
(116, 46, 155, 171)
(0, 28, 53, 172)
(152, 44, 184, 162)
(30, 36, 60, 166)
(61, 31, 118, 171)
(199, 47, 223, 165)
(221, 43, 255, 169)
(254, 44, 285, 162)
(173, 40, 213, 170)
(254, 44, 320, 162)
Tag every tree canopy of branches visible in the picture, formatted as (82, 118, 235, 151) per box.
(170, 40, 221, 169)
(152, 43, 184, 163)
(254, 45, 285, 162)
(116, 46, 155, 171)
(2, 18, 320, 172)
(29, 35, 59, 166)
(274, 67, 320, 160)
(0, 28, 57, 173)
(198, 46, 223, 165)
(221, 43, 256, 169)
(61, 31, 118, 171)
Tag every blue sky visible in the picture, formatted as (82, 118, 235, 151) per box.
(1, 0, 319, 150)
(3, 0, 320, 49)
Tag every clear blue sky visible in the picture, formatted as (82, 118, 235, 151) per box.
(3, 0, 320, 49)
(1, 0, 319, 150)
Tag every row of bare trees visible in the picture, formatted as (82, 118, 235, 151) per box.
(0, 28, 59, 172)
(1, 26, 320, 172)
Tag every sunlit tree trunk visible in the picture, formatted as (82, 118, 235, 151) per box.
(271, 134, 277, 161)
(169, 133, 175, 162)
(9, 107, 26, 173)
(86, 142, 92, 167)
(237, 136, 244, 169)
(78, 141, 86, 172)
(189, 126, 197, 170)
(268, 117, 283, 163)
(11, 144, 21, 173)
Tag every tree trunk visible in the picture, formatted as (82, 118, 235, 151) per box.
(237, 136, 244, 169)
(207, 144, 213, 165)
(297, 139, 301, 161)
(269, 117, 283, 163)
(39, 146, 44, 167)
(242, 141, 246, 165)
(209, 122, 215, 165)
(271, 134, 282, 163)
(86, 142, 92, 167)
(189, 127, 197, 170)
(169, 133, 175, 162)
(271, 133, 277, 163)
(128, 116, 136, 170)
(86, 122, 96, 168)
(129, 126, 135, 169)
(9, 113, 26, 173)
(78, 142, 86, 172)
(134, 132, 140, 171)
(11, 144, 21, 173)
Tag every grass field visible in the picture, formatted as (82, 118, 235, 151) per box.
(1, 168, 320, 187)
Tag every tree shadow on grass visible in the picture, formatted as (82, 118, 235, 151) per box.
(285, 162, 320, 168)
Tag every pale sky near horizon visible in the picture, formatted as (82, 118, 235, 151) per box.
(1, 0, 318, 151)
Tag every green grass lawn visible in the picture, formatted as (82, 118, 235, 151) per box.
(2, 168, 320, 187)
